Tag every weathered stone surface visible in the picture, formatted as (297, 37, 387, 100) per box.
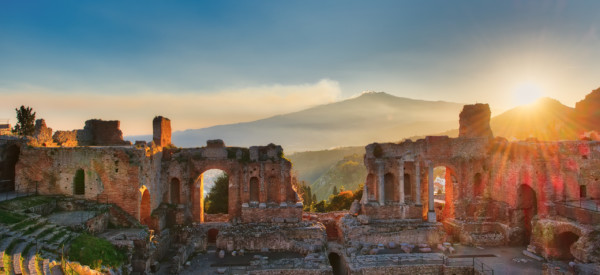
(153, 116, 171, 147)
(458, 103, 493, 138)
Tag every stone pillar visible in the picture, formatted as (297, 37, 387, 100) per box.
(377, 160, 385, 205)
(428, 162, 437, 222)
(259, 163, 265, 204)
(362, 182, 368, 204)
(415, 160, 421, 205)
(398, 158, 405, 204)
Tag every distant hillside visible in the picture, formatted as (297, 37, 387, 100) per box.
(288, 146, 364, 184)
(423, 97, 587, 141)
(147, 92, 465, 152)
(310, 153, 367, 201)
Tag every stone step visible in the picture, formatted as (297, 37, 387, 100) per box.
(27, 249, 40, 275)
(12, 240, 29, 275)
(43, 258, 51, 275)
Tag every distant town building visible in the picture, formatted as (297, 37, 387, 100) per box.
(0, 119, 11, 135)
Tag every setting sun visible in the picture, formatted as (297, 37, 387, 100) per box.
(513, 82, 544, 106)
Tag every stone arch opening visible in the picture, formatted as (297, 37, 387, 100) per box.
(473, 172, 484, 198)
(73, 168, 85, 195)
(249, 177, 259, 203)
(554, 231, 579, 260)
(517, 184, 537, 244)
(366, 173, 376, 202)
(433, 165, 458, 221)
(328, 252, 346, 275)
(267, 175, 279, 204)
(384, 173, 396, 203)
(0, 144, 19, 192)
(207, 228, 219, 245)
(170, 178, 181, 204)
(580, 185, 587, 198)
(404, 173, 412, 202)
(201, 169, 229, 219)
(140, 188, 151, 226)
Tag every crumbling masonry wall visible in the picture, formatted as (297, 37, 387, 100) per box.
(163, 141, 302, 224)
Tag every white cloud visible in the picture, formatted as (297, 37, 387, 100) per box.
(0, 79, 341, 135)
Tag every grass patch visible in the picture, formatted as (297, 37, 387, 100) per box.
(68, 233, 127, 270)
(24, 222, 47, 235)
(0, 196, 55, 211)
(37, 227, 55, 239)
(22, 242, 35, 255)
(48, 230, 67, 243)
(0, 209, 27, 224)
(11, 219, 36, 231)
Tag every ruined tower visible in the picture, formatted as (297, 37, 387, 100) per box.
(153, 116, 171, 147)
(458, 103, 493, 139)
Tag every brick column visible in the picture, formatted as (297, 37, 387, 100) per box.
(377, 160, 385, 205)
(415, 160, 421, 205)
(428, 162, 437, 222)
(398, 158, 405, 204)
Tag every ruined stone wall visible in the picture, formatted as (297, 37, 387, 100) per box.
(78, 119, 129, 146)
(14, 146, 159, 219)
(215, 222, 326, 254)
(163, 141, 301, 224)
(152, 116, 171, 147)
(458, 103, 493, 139)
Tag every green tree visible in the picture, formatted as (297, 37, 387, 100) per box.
(332, 186, 338, 195)
(312, 200, 326, 213)
(204, 174, 229, 214)
(326, 191, 354, 211)
(12, 105, 36, 136)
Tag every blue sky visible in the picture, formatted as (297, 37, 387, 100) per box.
(1, 1, 600, 134)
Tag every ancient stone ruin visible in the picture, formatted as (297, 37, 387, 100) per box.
(1, 103, 600, 274)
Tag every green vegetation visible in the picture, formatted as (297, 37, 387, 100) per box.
(49, 230, 67, 244)
(12, 105, 36, 136)
(204, 174, 229, 214)
(35, 254, 43, 275)
(37, 227, 54, 239)
(68, 233, 127, 270)
(310, 154, 367, 201)
(310, 184, 363, 213)
(3, 250, 13, 274)
(287, 147, 364, 184)
(24, 221, 47, 235)
(11, 219, 36, 231)
(0, 209, 27, 224)
(0, 196, 55, 211)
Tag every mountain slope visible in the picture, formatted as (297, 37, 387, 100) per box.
(310, 153, 367, 201)
(287, 146, 364, 184)
(169, 92, 465, 151)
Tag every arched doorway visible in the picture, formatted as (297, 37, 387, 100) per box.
(473, 172, 483, 198)
(366, 173, 376, 202)
(328, 252, 346, 275)
(267, 175, 279, 204)
(73, 169, 85, 195)
(249, 177, 259, 203)
(140, 188, 151, 226)
(554, 231, 579, 260)
(198, 169, 229, 222)
(1, 145, 20, 192)
(517, 184, 537, 244)
(384, 173, 396, 203)
(404, 173, 412, 202)
(207, 228, 219, 245)
(170, 178, 180, 204)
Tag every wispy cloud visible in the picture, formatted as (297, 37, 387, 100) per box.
(0, 79, 341, 135)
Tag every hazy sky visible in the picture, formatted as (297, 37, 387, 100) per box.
(2, 1, 600, 135)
